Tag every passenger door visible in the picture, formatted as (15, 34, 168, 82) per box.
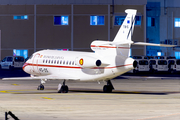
(32, 53, 40, 75)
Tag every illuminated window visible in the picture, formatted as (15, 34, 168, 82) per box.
(175, 18, 180, 27)
(157, 52, 161, 56)
(175, 52, 180, 59)
(13, 49, 28, 59)
(147, 17, 155, 27)
(54, 16, 68, 25)
(114, 16, 141, 26)
(14, 15, 28, 20)
(90, 16, 104, 25)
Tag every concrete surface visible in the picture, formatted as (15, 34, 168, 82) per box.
(0, 78, 180, 120)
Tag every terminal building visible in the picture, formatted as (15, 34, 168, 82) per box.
(0, 0, 147, 60)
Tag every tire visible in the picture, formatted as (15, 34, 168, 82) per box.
(59, 85, 69, 93)
(37, 84, 44, 90)
(103, 85, 112, 93)
(9, 65, 14, 70)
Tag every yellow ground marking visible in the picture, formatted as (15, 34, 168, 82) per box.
(11, 84, 20, 86)
(0, 90, 17, 94)
(41, 97, 54, 100)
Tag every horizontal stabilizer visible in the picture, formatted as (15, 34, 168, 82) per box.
(133, 42, 176, 47)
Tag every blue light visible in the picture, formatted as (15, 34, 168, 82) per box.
(90, 16, 104, 25)
(13, 49, 28, 59)
(54, 16, 68, 25)
(24, 15, 28, 19)
(14, 15, 28, 20)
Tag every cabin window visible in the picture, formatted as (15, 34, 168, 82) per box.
(66, 61, 68, 65)
(51, 60, 53, 64)
(69, 61, 71, 65)
(43, 60, 45, 63)
(49, 60, 51, 63)
(54, 60, 56, 64)
(63, 61, 65, 64)
(57, 60, 59, 64)
(72, 61, 74, 65)
(60, 60, 62, 64)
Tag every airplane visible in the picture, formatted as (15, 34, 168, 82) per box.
(2, 9, 175, 93)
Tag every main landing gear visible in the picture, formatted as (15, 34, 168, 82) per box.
(58, 80, 69, 93)
(103, 80, 114, 93)
(37, 79, 46, 90)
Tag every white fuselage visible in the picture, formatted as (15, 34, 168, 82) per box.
(23, 50, 134, 82)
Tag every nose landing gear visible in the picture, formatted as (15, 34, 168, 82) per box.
(37, 79, 46, 90)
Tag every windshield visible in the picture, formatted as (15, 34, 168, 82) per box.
(168, 60, 175, 65)
(133, 56, 142, 59)
(139, 60, 148, 65)
(14, 57, 24, 62)
(158, 60, 167, 65)
(176, 60, 180, 65)
(150, 60, 156, 65)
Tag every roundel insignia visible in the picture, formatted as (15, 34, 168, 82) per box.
(79, 58, 83, 65)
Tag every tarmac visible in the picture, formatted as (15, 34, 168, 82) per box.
(0, 75, 180, 120)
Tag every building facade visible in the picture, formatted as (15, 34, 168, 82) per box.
(0, 0, 147, 60)
(147, 0, 180, 58)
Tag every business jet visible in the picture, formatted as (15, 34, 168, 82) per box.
(3, 9, 175, 93)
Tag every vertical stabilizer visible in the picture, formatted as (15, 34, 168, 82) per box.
(113, 9, 137, 42)
(91, 9, 137, 57)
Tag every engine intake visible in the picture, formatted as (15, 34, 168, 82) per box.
(133, 60, 138, 68)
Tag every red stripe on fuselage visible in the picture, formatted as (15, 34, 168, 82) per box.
(23, 63, 133, 69)
(91, 45, 130, 49)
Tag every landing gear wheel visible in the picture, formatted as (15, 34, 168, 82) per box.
(58, 85, 69, 93)
(37, 84, 44, 90)
(103, 85, 112, 93)
(103, 80, 114, 93)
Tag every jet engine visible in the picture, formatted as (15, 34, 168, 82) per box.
(76, 56, 102, 68)
(133, 60, 137, 68)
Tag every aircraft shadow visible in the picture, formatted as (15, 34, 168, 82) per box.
(68, 89, 180, 95)
(8, 88, 180, 95)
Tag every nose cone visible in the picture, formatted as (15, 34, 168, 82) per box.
(22, 62, 29, 73)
